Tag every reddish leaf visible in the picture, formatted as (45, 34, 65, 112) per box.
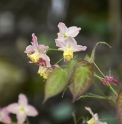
(69, 60, 94, 102)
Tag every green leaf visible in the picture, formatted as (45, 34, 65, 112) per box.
(69, 60, 94, 102)
(116, 89, 122, 124)
(66, 59, 77, 80)
(91, 42, 111, 62)
(43, 68, 68, 103)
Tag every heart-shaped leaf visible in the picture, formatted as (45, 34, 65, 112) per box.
(43, 68, 68, 103)
(116, 89, 122, 124)
(69, 60, 94, 102)
(66, 59, 77, 80)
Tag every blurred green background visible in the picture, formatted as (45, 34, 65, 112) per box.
(0, 0, 122, 124)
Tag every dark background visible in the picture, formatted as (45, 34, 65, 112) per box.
(0, 0, 121, 124)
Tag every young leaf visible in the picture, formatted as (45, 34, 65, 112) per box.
(69, 60, 94, 102)
(90, 42, 111, 62)
(116, 89, 122, 124)
(43, 68, 68, 103)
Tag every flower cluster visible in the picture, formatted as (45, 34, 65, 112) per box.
(24, 22, 87, 79)
(23, 22, 120, 124)
(0, 94, 38, 124)
(55, 22, 87, 61)
(24, 33, 57, 79)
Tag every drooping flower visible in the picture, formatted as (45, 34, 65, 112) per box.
(0, 107, 11, 124)
(85, 107, 107, 124)
(57, 22, 81, 40)
(102, 76, 121, 86)
(24, 33, 51, 67)
(55, 37, 87, 61)
(38, 64, 59, 79)
(7, 94, 38, 124)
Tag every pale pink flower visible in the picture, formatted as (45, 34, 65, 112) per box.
(57, 22, 81, 40)
(7, 94, 38, 124)
(85, 107, 107, 124)
(25, 33, 51, 67)
(0, 107, 11, 124)
(55, 37, 87, 61)
(38, 64, 59, 79)
(102, 76, 121, 86)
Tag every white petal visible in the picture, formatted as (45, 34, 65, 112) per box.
(66, 27, 81, 37)
(17, 113, 26, 124)
(58, 22, 67, 34)
(7, 103, 19, 114)
(55, 39, 66, 48)
(18, 94, 28, 105)
(26, 105, 38, 116)
(85, 107, 95, 117)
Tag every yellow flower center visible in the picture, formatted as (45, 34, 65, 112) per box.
(87, 118, 96, 124)
(63, 34, 68, 39)
(27, 50, 41, 63)
(57, 33, 68, 39)
(19, 106, 26, 114)
(63, 44, 73, 61)
(38, 67, 50, 79)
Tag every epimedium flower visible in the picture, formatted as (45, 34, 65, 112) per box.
(0, 107, 11, 124)
(102, 76, 121, 86)
(57, 22, 81, 40)
(38, 64, 59, 79)
(7, 94, 38, 124)
(55, 37, 87, 61)
(24, 33, 51, 67)
(85, 107, 107, 124)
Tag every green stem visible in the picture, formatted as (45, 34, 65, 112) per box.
(93, 81, 115, 107)
(77, 93, 115, 103)
(99, 117, 117, 121)
(93, 62, 105, 77)
(94, 74, 103, 81)
(108, 84, 118, 96)
(72, 112, 77, 124)
(62, 86, 69, 97)
(54, 58, 63, 65)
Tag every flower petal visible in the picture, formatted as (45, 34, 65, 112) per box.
(55, 39, 65, 48)
(66, 27, 81, 37)
(85, 107, 95, 117)
(7, 103, 19, 114)
(58, 22, 67, 34)
(24, 45, 35, 55)
(38, 45, 49, 53)
(73, 45, 87, 52)
(66, 37, 87, 52)
(113, 78, 121, 86)
(18, 94, 28, 105)
(0, 108, 11, 124)
(17, 113, 26, 124)
(26, 105, 38, 116)
(31, 33, 38, 47)
(42, 54, 51, 67)
(2, 115, 11, 124)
